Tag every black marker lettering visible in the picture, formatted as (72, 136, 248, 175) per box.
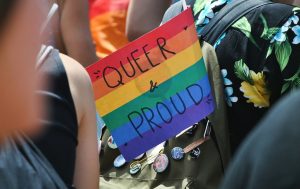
(128, 111, 144, 137)
(157, 37, 176, 60)
(121, 59, 136, 78)
(142, 107, 161, 131)
(103, 66, 124, 88)
(142, 44, 160, 67)
(170, 93, 186, 114)
(131, 49, 148, 73)
(186, 84, 203, 105)
(156, 102, 172, 124)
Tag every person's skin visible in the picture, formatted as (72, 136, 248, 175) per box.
(47, 0, 98, 67)
(41, 0, 100, 188)
(0, 0, 45, 141)
(126, 0, 171, 41)
(59, 54, 99, 189)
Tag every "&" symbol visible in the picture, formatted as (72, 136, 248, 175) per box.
(149, 80, 158, 93)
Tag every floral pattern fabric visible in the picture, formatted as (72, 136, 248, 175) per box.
(193, 0, 300, 151)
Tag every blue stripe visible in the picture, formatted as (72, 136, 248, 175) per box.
(111, 75, 211, 146)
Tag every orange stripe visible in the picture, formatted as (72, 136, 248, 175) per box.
(92, 24, 198, 100)
(96, 41, 203, 116)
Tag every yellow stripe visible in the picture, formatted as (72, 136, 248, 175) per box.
(96, 41, 202, 116)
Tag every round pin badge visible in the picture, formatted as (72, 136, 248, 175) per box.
(190, 147, 201, 159)
(153, 154, 169, 173)
(171, 147, 184, 160)
(107, 136, 117, 149)
(129, 163, 142, 175)
(113, 154, 126, 168)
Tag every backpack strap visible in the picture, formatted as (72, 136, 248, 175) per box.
(200, 0, 273, 44)
(162, 0, 196, 24)
(163, 0, 293, 44)
(162, 1, 183, 23)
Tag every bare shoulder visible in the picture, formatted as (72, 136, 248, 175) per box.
(59, 53, 95, 124)
(59, 53, 91, 87)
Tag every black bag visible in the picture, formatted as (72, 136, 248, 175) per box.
(163, 0, 292, 44)
(199, 0, 292, 44)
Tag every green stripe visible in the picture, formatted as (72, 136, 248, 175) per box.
(103, 58, 207, 131)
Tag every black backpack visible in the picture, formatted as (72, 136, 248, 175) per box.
(163, 0, 293, 45)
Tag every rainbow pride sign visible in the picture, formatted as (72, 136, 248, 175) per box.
(87, 8, 215, 161)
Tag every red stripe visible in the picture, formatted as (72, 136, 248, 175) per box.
(87, 8, 195, 83)
(92, 24, 198, 99)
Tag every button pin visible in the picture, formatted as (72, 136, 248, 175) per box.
(153, 154, 169, 173)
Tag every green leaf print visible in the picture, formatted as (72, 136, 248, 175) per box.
(193, 0, 208, 15)
(281, 82, 291, 94)
(265, 28, 280, 40)
(275, 40, 292, 71)
(232, 17, 259, 48)
(266, 44, 274, 59)
(295, 78, 300, 88)
(282, 68, 300, 93)
(260, 14, 268, 37)
(260, 15, 280, 40)
(234, 59, 254, 85)
(232, 17, 251, 37)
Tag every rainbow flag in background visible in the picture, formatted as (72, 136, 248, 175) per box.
(87, 8, 215, 161)
(89, 0, 130, 58)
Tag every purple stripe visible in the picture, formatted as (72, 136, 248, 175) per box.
(111, 75, 211, 146)
(119, 93, 215, 161)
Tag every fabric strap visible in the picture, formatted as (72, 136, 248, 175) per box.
(200, 0, 273, 44)
(163, 0, 293, 45)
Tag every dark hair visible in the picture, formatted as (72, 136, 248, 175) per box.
(0, 0, 16, 29)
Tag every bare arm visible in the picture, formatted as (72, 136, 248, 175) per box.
(126, 0, 171, 41)
(60, 0, 98, 67)
(60, 54, 99, 189)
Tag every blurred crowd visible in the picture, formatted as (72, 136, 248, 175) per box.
(0, 0, 300, 189)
